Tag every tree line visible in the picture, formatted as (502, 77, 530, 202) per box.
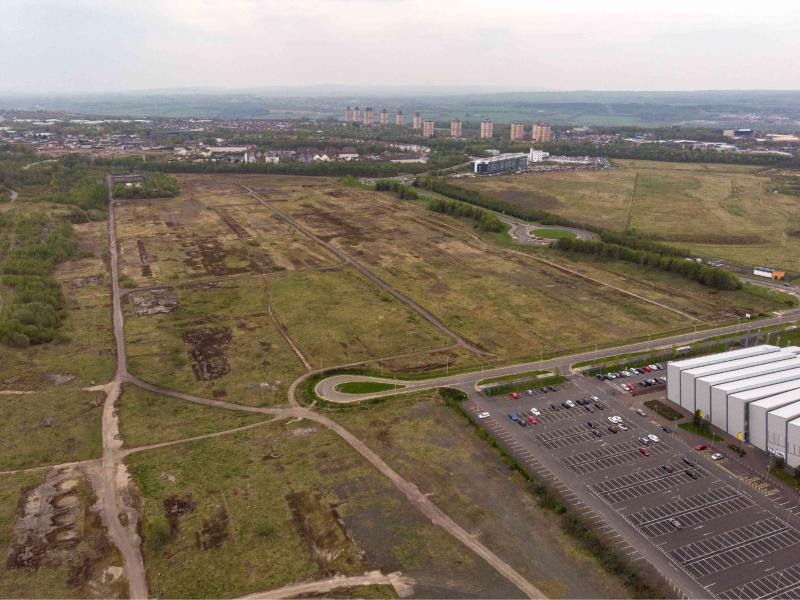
(553, 237, 741, 290)
(427, 197, 505, 232)
(112, 173, 179, 199)
(374, 179, 419, 199)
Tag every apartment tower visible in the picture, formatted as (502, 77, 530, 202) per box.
(450, 119, 462, 137)
(412, 112, 422, 129)
(480, 120, 494, 138)
(532, 123, 552, 143)
(344, 106, 353, 122)
(379, 109, 388, 125)
(352, 107, 361, 123)
(510, 122, 525, 141)
(396, 110, 404, 125)
(422, 119, 435, 138)
(363, 107, 374, 125)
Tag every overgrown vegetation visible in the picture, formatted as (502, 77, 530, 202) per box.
(440, 388, 670, 598)
(0, 212, 77, 346)
(112, 173, 179, 198)
(643, 400, 682, 421)
(427, 197, 505, 232)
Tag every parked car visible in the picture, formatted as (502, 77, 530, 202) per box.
(682, 457, 698, 468)
(547, 386, 558, 392)
(618, 423, 628, 431)
(594, 402, 606, 410)
(565, 399, 576, 408)
(639, 447, 651, 457)
(608, 415, 623, 424)
(527, 415, 538, 425)
(550, 403, 560, 411)
(694, 444, 707, 451)
(642, 366, 653, 373)
(587, 421, 598, 429)
(638, 436, 651, 445)
(478, 412, 490, 419)
(589, 395, 600, 402)
(530, 407, 541, 416)
(585, 404, 595, 413)
(507, 413, 518, 422)
(525, 389, 534, 397)
(591, 429, 602, 437)
(561, 401, 572, 409)
(668, 518, 682, 530)
(509, 392, 520, 400)
(661, 463, 674, 473)
(636, 409, 647, 417)
(647, 434, 660, 443)
(711, 452, 724, 461)
(685, 469, 699, 479)
(518, 418, 527, 427)
(607, 425, 618, 434)
(662, 426, 672, 433)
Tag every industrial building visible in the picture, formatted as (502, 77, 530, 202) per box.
(666, 345, 800, 461)
(412, 112, 422, 129)
(480, 120, 494, 139)
(510, 122, 525, 141)
(422, 119, 435, 138)
(450, 119, 462, 137)
(532, 123, 552, 143)
(472, 152, 528, 174)
(379, 109, 388, 125)
(395, 111, 404, 125)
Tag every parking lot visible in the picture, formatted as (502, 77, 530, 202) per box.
(466, 372, 800, 599)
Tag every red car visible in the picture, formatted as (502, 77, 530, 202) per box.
(643, 366, 653, 373)
(638, 447, 651, 457)
(527, 415, 538, 425)
(509, 392, 520, 400)
(694, 444, 707, 451)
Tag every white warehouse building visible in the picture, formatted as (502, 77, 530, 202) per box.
(666, 345, 800, 459)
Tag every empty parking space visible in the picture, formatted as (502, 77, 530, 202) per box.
(626, 485, 754, 537)
(562, 441, 671, 475)
(592, 466, 709, 503)
(717, 562, 800, 599)
(669, 518, 800, 579)
(535, 423, 610, 449)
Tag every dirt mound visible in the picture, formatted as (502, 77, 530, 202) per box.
(182, 327, 232, 380)
(164, 494, 197, 534)
(129, 288, 178, 316)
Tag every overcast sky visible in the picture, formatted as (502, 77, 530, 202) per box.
(2, 0, 799, 94)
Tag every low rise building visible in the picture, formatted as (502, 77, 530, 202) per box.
(472, 152, 528, 174)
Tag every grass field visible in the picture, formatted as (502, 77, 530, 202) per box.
(335, 381, 397, 394)
(462, 160, 800, 272)
(117, 384, 271, 448)
(114, 176, 338, 288)
(124, 277, 305, 407)
(234, 174, 782, 364)
(331, 391, 632, 598)
(126, 418, 524, 598)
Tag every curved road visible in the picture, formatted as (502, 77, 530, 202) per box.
(316, 310, 800, 403)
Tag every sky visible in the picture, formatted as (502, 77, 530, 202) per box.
(1, 0, 799, 94)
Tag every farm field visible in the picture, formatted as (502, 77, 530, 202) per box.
(461, 160, 800, 272)
(331, 391, 632, 598)
(126, 417, 525, 599)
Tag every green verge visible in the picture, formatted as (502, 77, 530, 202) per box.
(335, 381, 397, 394)
(678, 422, 724, 442)
(439, 388, 670, 599)
(484, 375, 566, 397)
(643, 400, 682, 421)
(770, 467, 800, 489)
(532, 228, 577, 240)
(477, 369, 546, 386)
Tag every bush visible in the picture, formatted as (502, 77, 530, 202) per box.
(144, 517, 172, 551)
(427, 197, 505, 232)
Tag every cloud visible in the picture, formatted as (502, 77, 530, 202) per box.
(0, 0, 798, 92)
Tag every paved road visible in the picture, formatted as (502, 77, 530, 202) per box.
(502, 216, 594, 243)
(317, 312, 800, 403)
(240, 184, 491, 356)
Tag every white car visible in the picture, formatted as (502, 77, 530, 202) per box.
(565, 400, 576, 408)
(608, 415, 623, 424)
(530, 407, 541, 416)
(618, 424, 628, 431)
(478, 412, 490, 420)
(711, 452, 724, 461)
(647, 434, 660, 443)
(590, 395, 600, 402)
